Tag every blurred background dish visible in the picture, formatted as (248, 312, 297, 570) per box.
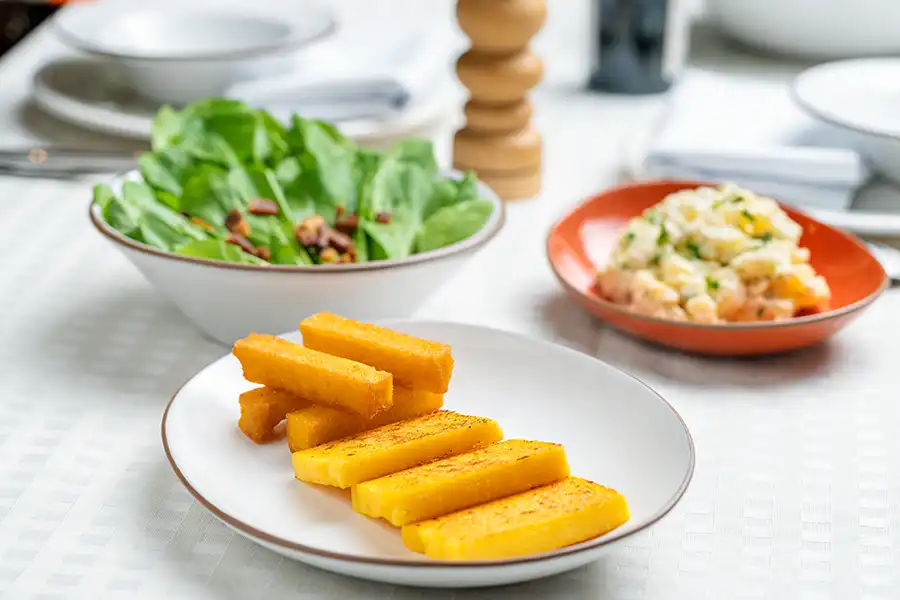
(52, 0, 337, 105)
(792, 59, 900, 187)
(546, 180, 888, 356)
(704, 0, 900, 59)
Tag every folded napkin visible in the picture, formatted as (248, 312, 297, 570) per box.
(226, 19, 463, 122)
(643, 70, 870, 211)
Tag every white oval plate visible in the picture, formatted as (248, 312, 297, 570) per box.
(162, 320, 694, 588)
(32, 58, 461, 144)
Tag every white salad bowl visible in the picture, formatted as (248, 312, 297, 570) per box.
(53, 1, 336, 105)
(89, 171, 505, 346)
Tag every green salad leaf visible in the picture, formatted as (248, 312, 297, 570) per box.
(93, 99, 496, 266)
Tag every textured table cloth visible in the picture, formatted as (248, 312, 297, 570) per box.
(1, 2, 898, 598)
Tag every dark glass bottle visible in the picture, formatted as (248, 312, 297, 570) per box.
(588, 0, 680, 95)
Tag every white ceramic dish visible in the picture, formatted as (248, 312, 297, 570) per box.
(32, 58, 463, 156)
(89, 172, 504, 345)
(53, 1, 336, 105)
(793, 59, 900, 187)
(705, 0, 900, 59)
(162, 321, 695, 588)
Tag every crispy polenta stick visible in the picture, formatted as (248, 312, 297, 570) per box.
(291, 411, 503, 489)
(299, 312, 454, 393)
(401, 477, 630, 560)
(286, 386, 444, 452)
(352, 440, 570, 526)
(232, 333, 393, 418)
(238, 387, 308, 443)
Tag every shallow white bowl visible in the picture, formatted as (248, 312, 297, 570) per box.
(89, 171, 504, 345)
(53, 1, 335, 105)
(705, 0, 900, 59)
(792, 59, 900, 185)
(162, 321, 695, 588)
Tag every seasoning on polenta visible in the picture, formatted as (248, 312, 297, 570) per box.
(286, 386, 444, 452)
(290, 410, 502, 489)
(401, 477, 630, 560)
(352, 439, 570, 526)
(238, 387, 309, 443)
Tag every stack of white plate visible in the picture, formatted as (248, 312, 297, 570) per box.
(37, 0, 462, 164)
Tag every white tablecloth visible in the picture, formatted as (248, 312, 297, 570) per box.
(1, 2, 899, 598)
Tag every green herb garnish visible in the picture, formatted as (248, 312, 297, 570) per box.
(754, 232, 773, 242)
(92, 99, 494, 265)
(685, 241, 702, 259)
(649, 254, 661, 267)
(706, 276, 719, 290)
(656, 226, 670, 247)
(741, 209, 755, 221)
(757, 307, 765, 317)
(621, 232, 636, 248)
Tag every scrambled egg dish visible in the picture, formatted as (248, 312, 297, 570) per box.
(594, 183, 831, 323)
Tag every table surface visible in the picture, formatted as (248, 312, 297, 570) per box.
(2, 1, 899, 599)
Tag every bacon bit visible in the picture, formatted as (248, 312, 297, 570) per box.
(335, 214, 359, 235)
(255, 246, 272, 261)
(339, 253, 354, 263)
(329, 230, 354, 254)
(300, 215, 325, 232)
(375, 212, 392, 224)
(226, 233, 256, 255)
(190, 216, 215, 232)
(248, 198, 279, 216)
(335, 205, 346, 217)
(295, 226, 318, 247)
(319, 247, 339, 263)
(225, 209, 251, 237)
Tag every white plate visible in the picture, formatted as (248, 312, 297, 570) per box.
(793, 59, 900, 188)
(162, 321, 695, 588)
(32, 58, 461, 144)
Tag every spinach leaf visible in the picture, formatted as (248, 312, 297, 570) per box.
(287, 116, 357, 217)
(119, 181, 210, 251)
(176, 239, 265, 265)
(94, 183, 141, 240)
(150, 105, 185, 150)
(138, 147, 197, 208)
(421, 171, 480, 221)
(361, 161, 432, 260)
(386, 139, 438, 177)
(414, 198, 494, 253)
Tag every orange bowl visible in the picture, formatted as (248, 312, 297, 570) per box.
(546, 180, 889, 356)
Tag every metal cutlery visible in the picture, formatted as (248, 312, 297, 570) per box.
(0, 146, 140, 178)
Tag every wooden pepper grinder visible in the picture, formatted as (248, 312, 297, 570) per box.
(454, 0, 547, 200)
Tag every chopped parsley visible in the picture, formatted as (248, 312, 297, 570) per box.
(757, 307, 765, 317)
(656, 226, 670, 247)
(706, 276, 719, 290)
(622, 232, 636, 247)
(649, 253, 661, 267)
(732, 195, 745, 204)
(741, 209, 755, 221)
(754, 232, 773, 242)
(685, 241, 702, 259)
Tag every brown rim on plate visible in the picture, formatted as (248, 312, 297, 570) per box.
(545, 179, 890, 331)
(160, 322, 696, 569)
(88, 184, 506, 274)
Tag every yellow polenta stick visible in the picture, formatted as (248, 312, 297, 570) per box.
(352, 440, 570, 526)
(238, 387, 308, 443)
(286, 386, 444, 452)
(401, 477, 630, 560)
(232, 333, 393, 418)
(299, 312, 454, 393)
(291, 411, 502, 489)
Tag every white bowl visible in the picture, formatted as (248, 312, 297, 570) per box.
(53, 1, 336, 105)
(705, 0, 900, 59)
(792, 59, 900, 185)
(163, 321, 694, 587)
(89, 172, 505, 345)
